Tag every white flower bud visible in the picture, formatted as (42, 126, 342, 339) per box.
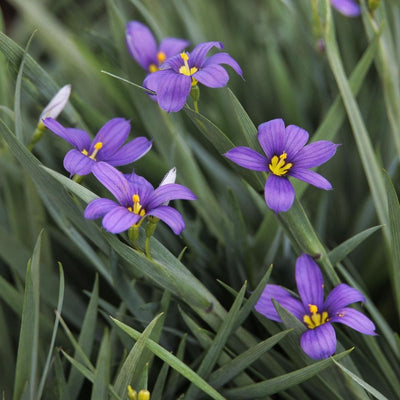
(39, 84, 71, 123)
(160, 167, 176, 186)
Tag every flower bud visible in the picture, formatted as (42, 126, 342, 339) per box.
(39, 84, 71, 125)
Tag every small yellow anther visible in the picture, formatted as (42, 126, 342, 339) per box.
(133, 194, 140, 204)
(81, 149, 88, 156)
(309, 304, 318, 314)
(94, 142, 103, 150)
(268, 152, 292, 176)
(180, 52, 189, 61)
(149, 64, 158, 73)
(157, 51, 166, 64)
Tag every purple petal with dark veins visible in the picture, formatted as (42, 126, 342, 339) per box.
(106, 137, 152, 166)
(84, 198, 118, 219)
(126, 21, 157, 70)
(160, 53, 185, 72)
(147, 206, 186, 234)
(257, 119, 286, 159)
(300, 323, 337, 360)
(63, 149, 94, 176)
(330, 307, 376, 335)
(264, 174, 295, 213)
(189, 41, 224, 67)
(146, 183, 197, 210)
(295, 254, 324, 310)
(92, 162, 132, 206)
(143, 69, 172, 96)
(224, 147, 267, 171)
(202, 52, 243, 77)
(255, 284, 305, 322)
(324, 284, 366, 313)
(283, 125, 309, 159)
(292, 141, 339, 169)
(156, 72, 192, 112)
(91, 118, 131, 159)
(194, 64, 230, 88)
(289, 169, 332, 190)
(102, 206, 140, 234)
(43, 118, 91, 151)
(159, 38, 190, 59)
(331, 0, 361, 17)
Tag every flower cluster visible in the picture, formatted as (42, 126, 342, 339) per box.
(126, 22, 243, 112)
(255, 254, 376, 359)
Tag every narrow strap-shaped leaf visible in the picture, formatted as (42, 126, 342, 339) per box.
(384, 171, 400, 321)
(323, 0, 388, 240)
(37, 263, 65, 399)
(91, 329, 111, 400)
(332, 359, 389, 400)
(67, 275, 99, 399)
(328, 225, 382, 266)
(111, 317, 226, 400)
(113, 313, 163, 397)
(223, 349, 352, 399)
(13, 231, 43, 400)
(209, 329, 291, 388)
(185, 282, 247, 398)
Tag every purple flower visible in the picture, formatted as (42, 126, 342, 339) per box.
(255, 254, 376, 360)
(224, 119, 338, 213)
(143, 41, 243, 112)
(331, 0, 361, 17)
(42, 117, 152, 177)
(84, 162, 197, 234)
(126, 21, 189, 73)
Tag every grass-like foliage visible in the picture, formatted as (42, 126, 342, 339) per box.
(1, 0, 400, 399)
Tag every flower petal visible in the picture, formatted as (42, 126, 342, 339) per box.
(143, 69, 172, 95)
(146, 183, 197, 210)
(126, 21, 157, 70)
(224, 147, 268, 171)
(283, 125, 309, 159)
(330, 307, 376, 335)
(43, 118, 91, 151)
(289, 169, 332, 190)
(292, 141, 339, 168)
(92, 118, 131, 159)
(257, 119, 286, 159)
(194, 64, 229, 88)
(202, 52, 243, 77)
(84, 198, 118, 219)
(159, 38, 190, 58)
(106, 137, 152, 166)
(324, 284, 366, 314)
(295, 254, 324, 310)
(92, 162, 132, 206)
(331, 0, 361, 17)
(189, 41, 224, 67)
(264, 174, 295, 213)
(102, 207, 140, 234)
(255, 284, 305, 322)
(156, 72, 192, 112)
(147, 206, 186, 234)
(300, 323, 337, 360)
(39, 84, 71, 121)
(63, 149, 94, 176)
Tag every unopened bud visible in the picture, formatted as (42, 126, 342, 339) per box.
(39, 84, 71, 125)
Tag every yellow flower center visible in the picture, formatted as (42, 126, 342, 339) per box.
(157, 51, 166, 64)
(81, 142, 103, 160)
(149, 63, 158, 73)
(128, 194, 146, 217)
(179, 52, 198, 77)
(268, 152, 293, 176)
(303, 304, 329, 329)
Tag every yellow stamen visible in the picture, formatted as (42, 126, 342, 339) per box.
(303, 307, 329, 329)
(268, 152, 293, 176)
(85, 141, 103, 160)
(149, 63, 158, 73)
(157, 51, 166, 64)
(130, 194, 146, 217)
(179, 52, 198, 76)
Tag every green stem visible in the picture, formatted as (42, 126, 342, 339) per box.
(28, 126, 44, 152)
(278, 197, 340, 286)
(145, 236, 152, 260)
